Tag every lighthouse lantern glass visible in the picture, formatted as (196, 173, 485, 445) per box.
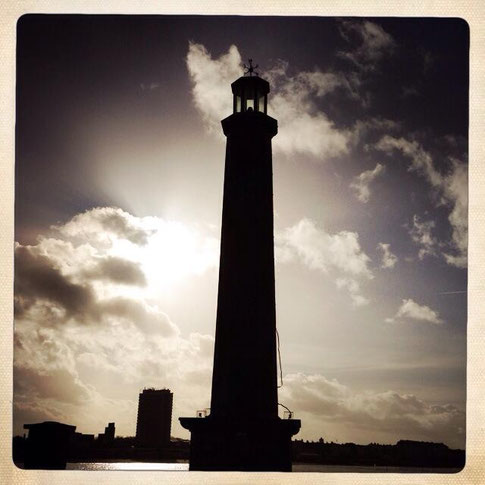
(232, 78, 268, 114)
(245, 84, 255, 112)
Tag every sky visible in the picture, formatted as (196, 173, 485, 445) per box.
(14, 15, 468, 449)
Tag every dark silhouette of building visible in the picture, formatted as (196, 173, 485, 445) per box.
(23, 421, 76, 469)
(291, 439, 465, 469)
(69, 431, 95, 457)
(180, 64, 301, 471)
(97, 422, 115, 444)
(136, 388, 173, 448)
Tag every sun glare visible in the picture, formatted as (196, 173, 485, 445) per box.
(109, 221, 219, 295)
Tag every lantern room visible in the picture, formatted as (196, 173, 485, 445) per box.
(231, 75, 270, 114)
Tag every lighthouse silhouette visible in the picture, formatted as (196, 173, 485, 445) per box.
(180, 61, 301, 471)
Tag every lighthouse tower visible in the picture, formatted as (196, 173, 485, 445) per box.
(180, 61, 300, 471)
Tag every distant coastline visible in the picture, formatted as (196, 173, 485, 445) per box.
(14, 435, 464, 471)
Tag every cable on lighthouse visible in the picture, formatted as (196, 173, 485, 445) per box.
(276, 327, 283, 388)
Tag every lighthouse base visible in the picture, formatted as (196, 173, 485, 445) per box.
(179, 416, 301, 471)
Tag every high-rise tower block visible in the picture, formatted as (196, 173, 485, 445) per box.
(136, 388, 173, 448)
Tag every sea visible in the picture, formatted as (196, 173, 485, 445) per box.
(63, 462, 461, 473)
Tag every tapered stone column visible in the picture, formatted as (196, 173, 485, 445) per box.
(180, 72, 300, 471)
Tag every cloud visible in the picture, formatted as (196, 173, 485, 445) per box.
(265, 61, 352, 158)
(375, 136, 467, 267)
(276, 218, 372, 304)
(14, 250, 178, 340)
(14, 245, 95, 319)
(14, 207, 218, 331)
(408, 215, 438, 260)
(58, 206, 153, 246)
(401, 86, 419, 98)
(338, 20, 396, 71)
(82, 256, 147, 286)
(278, 218, 372, 278)
(280, 373, 464, 448)
(350, 163, 386, 203)
(386, 298, 443, 325)
(375, 136, 441, 186)
(13, 206, 461, 447)
(48, 207, 219, 289)
(13, 207, 221, 436)
(186, 42, 243, 132)
(377, 242, 398, 269)
(351, 118, 400, 147)
(14, 313, 215, 437)
(336, 277, 369, 307)
(140, 82, 160, 91)
(97, 297, 176, 336)
(13, 324, 95, 410)
(186, 43, 352, 160)
(441, 159, 467, 268)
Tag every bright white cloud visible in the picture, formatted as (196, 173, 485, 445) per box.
(186, 43, 352, 160)
(377, 242, 398, 269)
(186, 42, 243, 133)
(276, 218, 372, 305)
(14, 207, 219, 437)
(55, 207, 219, 293)
(375, 136, 467, 267)
(386, 298, 443, 325)
(338, 20, 396, 71)
(278, 218, 372, 278)
(350, 162, 386, 203)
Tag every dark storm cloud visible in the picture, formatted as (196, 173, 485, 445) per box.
(14, 245, 95, 318)
(83, 256, 147, 286)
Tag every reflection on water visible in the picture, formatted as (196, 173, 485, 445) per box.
(66, 462, 190, 471)
(64, 462, 460, 473)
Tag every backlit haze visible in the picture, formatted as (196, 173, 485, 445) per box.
(14, 16, 468, 448)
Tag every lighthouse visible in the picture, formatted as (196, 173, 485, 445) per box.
(180, 61, 301, 471)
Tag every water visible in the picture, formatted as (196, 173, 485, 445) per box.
(64, 462, 460, 473)
(66, 462, 189, 471)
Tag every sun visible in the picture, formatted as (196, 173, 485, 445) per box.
(108, 219, 219, 295)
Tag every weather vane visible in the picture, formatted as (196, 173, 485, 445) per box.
(244, 58, 259, 77)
